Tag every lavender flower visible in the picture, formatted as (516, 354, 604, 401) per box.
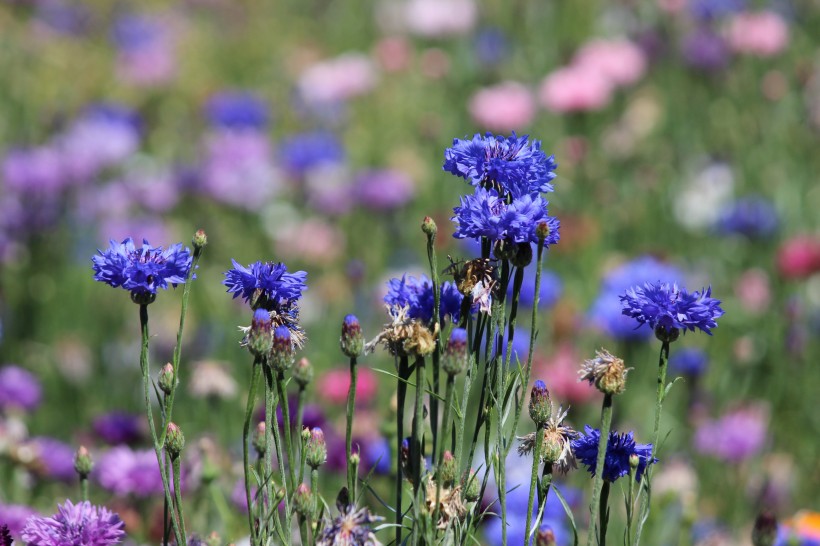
(384, 274, 463, 324)
(681, 28, 731, 71)
(92, 412, 144, 445)
(21, 499, 124, 546)
(28, 437, 77, 482)
(94, 446, 167, 497)
(223, 260, 307, 311)
(443, 132, 557, 198)
(205, 91, 269, 129)
(0, 504, 39, 539)
(0, 365, 42, 412)
(694, 405, 767, 462)
(316, 489, 383, 546)
(279, 131, 345, 178)
(571, 425, 656, 482)
(354, 169, 415, 210)
(92, 238, 193, 301)
(620, 282, 725, 337)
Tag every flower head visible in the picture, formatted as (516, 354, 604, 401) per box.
(571, 425, 656, 482)
(205, 91, 268, 130)
(620, 282, 724, 338)
(92, 238, 193, 301)
(384, 274, 463, 324)
(21, 499, 125, 546)
(578, 349, 629, 395)
(443, 133, 557, 198)
(518, 404, 578, 474)
(0, 365, 42, 412)
(223, 259, 307, 311)
(451, 187, 560, 246)
(316, 488, 383, 546)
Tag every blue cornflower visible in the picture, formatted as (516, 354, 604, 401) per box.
(223, 260, 307, 311)
(509, 267, 562, 309)
(689, 0, 746, 21)
(384, 275, 463, 324)
(205, 91, 269, 130)
(92, 238, 193, 302)
(452, 187, 560, 246)
(620, 282, 725, 337)
(279, 131, 344, 177)
(443, 133, 557, 198)
(715, 196, 779, 239)
(669, 347, 709, 376)
(571, 425, 656, 482)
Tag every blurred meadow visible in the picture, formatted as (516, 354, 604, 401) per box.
(2, 0, 820, 544)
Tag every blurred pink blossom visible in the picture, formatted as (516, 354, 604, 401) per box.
(726, 11, 789, 57)
(317, 367, 378, 406)
(532, 343, 599, 406)
(573, 38, 648, 87)
(694, 404, 768, 462)
(298, 53, 378, 105)
(539, 66, 613, 113)
(735, 268, 771, 314)
(403, 0, 477, 38)
(373, 36, 413, 73)
(274, 218, 345, 264)
(468, 81, 536, 132)
(777, 236, 820, 280)
(420, 48, 451, 79)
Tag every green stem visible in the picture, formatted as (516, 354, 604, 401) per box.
(346, 356, 358, 497)
(455, 308, 475, 474)
(411, 356, 426, 495)
(395, 355, 409, 546)
(524, 426, 544, 546)
(586, 394, 614, 546)
(434, 374, 456, 524)
(276, 371, 296, 492)
(296, 384, 307, 480)
(626, 465, 636, 544)
(172, 456, 188, 545)
(425, 223, 441, 465)
(502, 267, 525, 371)
(538, 465, 553, 514)
(310, 467, 320, 542)
(599, 481, 611, 546)
(138, 305, 183, 546)
(243, 358, 263, 544)
(80, 477, 88, 502)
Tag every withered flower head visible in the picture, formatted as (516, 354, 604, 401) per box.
(579, 349, 629, 396)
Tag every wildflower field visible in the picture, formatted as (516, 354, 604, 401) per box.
(1, 1, 820, 545)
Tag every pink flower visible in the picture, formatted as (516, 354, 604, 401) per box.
(274, 218, 345, 265)
(317, 367, 378, 406)
(403, 0, 477, 38)
(298, 53, 378, 105)
(468, 81, 536, 132)
(573, 39, 648, 87)
(374, 36, 413, 73)
(735, 268, 771, 314)
(538, 66, 613, 113)
(726, 11, 789, 57)
(777, 236, 820, 280)
(694, 405, 768, 462)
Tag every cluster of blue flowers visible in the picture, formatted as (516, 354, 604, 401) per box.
(571, 425, 657, 482)
(443, 133, 560, 250)
(384, 274, 463, 324)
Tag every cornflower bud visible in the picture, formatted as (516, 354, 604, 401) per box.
(528, 380, 552, 426)
(248, 309, 273, 357)
(293, 357, 314, 387)
(165, 422, 185, 459)
(253, 421, 266, 457)
(293, 483, 313, 518)
(422, 216, 437, 237)
(340, 314, 364, 358)
(535, 221, 551, 243)
(73, 445, 94, 478)
(462, 469, 480, 502)
(305, 427, 327, 469)
(442, 328, 468, 377)
(511, 242, 532, 268)
(629, 454, 640, 470)
(192, 229, 208, 250)
(438, 451, 458, 488)
(494, 240, 517, 262)
(542, 429, 565, 465)
(269, 325, 295, 372)
(752, 510, 778, 546)
(301, 426, 311, 444)
(535, 527, 557, 546)
(158, 363, 176, 395)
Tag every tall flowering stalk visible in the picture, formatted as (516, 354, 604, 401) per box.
(340, 314, 365, 498)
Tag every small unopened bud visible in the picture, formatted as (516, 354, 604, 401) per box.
(654, 325, 680, 344)
(192, 229, 208, 250)
(752, 510, 778, 546)
(421, 216, 437, 237)
(301, 426, 311, 444)
(535, 527, 557, 546)
(528, 380, 552, 426)
(293, 357, 314, 387)
(131, 291, 156, 306)
(165, 422, 185, 458)
(349, 452, 360, 467)
(293, 483, 313, 518)
(442, 328, 468, 376)
(269, 326, 295, 372)
(73, 446, 94, 478)
(438, 451, 457, 488)
(248, 309, 273, 357)
(253, 422, 267, 456)
(158, 363, 176, 395)
(535, 222, 550, 243)
(462, 469, 480, 502)
(340, 315, 364, 358)
(511, 242, 532, 268)
(305, 427, 327, 469)
(629, 454, 640, 469)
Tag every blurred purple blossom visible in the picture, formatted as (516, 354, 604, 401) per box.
(694, 405, 768, 462)
(205, 91, 269, 129)
(669, 347, 709, 376)
(112, 14, 177, 87)
(279, 131, 345, 179)
(473, 27, 509, 67)
(681, 28, 730, 71)
(0, 365, 42, 412)
(94, 446, 184, 497)
(715, 196, 779, 239)
(689, 0, 746, 20)
(92, 412, 144, 445)
(354, 169, 415, 211)
(0, 504, 39, 540)
(28, 437, 76, 482)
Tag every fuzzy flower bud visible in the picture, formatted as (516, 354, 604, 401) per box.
(462, 469, 480, 502)
(73, 445, 94, 478)
(422, 216, 438, 237)
(438, 451, 458, 488)
(293, 483, 313, 518)
(253, 421, 266, 457)
(528, 380, 552, 425)
(511, 242, 533, 268)
(442, 328, 468, 376)
(165, 422, 185, 459)
(305, 427, 327, 469)
(158, 363, 176, 395)
(535, 221, 551, 243)
(301, 426, 311, 444)
(629, 454, 640, 470)
(579, 349, 629, 396)
(752, 511, 778, 546)
(536, 527, 557, 546)
(269, 325, 295, 372)
(192, 229, 208, 251)
(293, 357, 314, 387)
(248, 309, 273, 357)
(340, 314, 364, 358)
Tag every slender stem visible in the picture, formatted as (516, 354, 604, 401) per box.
(599, 481, 611, 546)
(586, 394, 614, 546)
(625, 465, 636, 543)
(455, 307, 475, 475)
(310, 467, 320, 541)
(425, 223, 441, 465)
(172, 457, 188, 545)
(138, 304, 184, 546)
(276, 371, 296, 491)
(395, 355, 409, 546)
(296, 384, 307, 478)
(80, 477, 88, 502)
(434, 374, 456, 524)
(243, 358, 263, 544)
(524, 426, 544, 546)
(502, 267, 525, 371)
(411, 355, 426, 495)
(346, 356, 358, 497)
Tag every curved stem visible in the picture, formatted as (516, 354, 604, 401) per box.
(243, 358, 263, 544)
(586, 394, 614, 546)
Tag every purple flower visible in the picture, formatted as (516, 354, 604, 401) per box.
(384, 275, 463, 324)
(571, 425, 656, 482)
(94, 446, 166, 497)
(1, 146, 66, 195)
(452, 187, 560, 245)
(443, 132, 557, 198)
(112, 15, 177, 87)
(21, 499, 124, 546)
(473, 27, 509, 67)
(689, 0, 746, 20)
(279, 131, 345, 178)
(0, 504, 39, 539)
(694, 406, 767, 462)
(205, 91, 269, 129)
(92, 238, 193, 299)
(620, 282, 725, 337)
(92, 412, 144, 445)
(223, 260, 307, 311)
(715, 196, 779, 239)
(669, 347, 709, 377)
(28, 437, 76, 482)
(354, 169, 415, 210)
(681, 28, 730, 71)
(0, 365, 42, 412)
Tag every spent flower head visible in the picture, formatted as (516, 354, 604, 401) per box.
(316, 488, 383, 546)
(579, 349, 629, 395)
(518, 404, 578, 474)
